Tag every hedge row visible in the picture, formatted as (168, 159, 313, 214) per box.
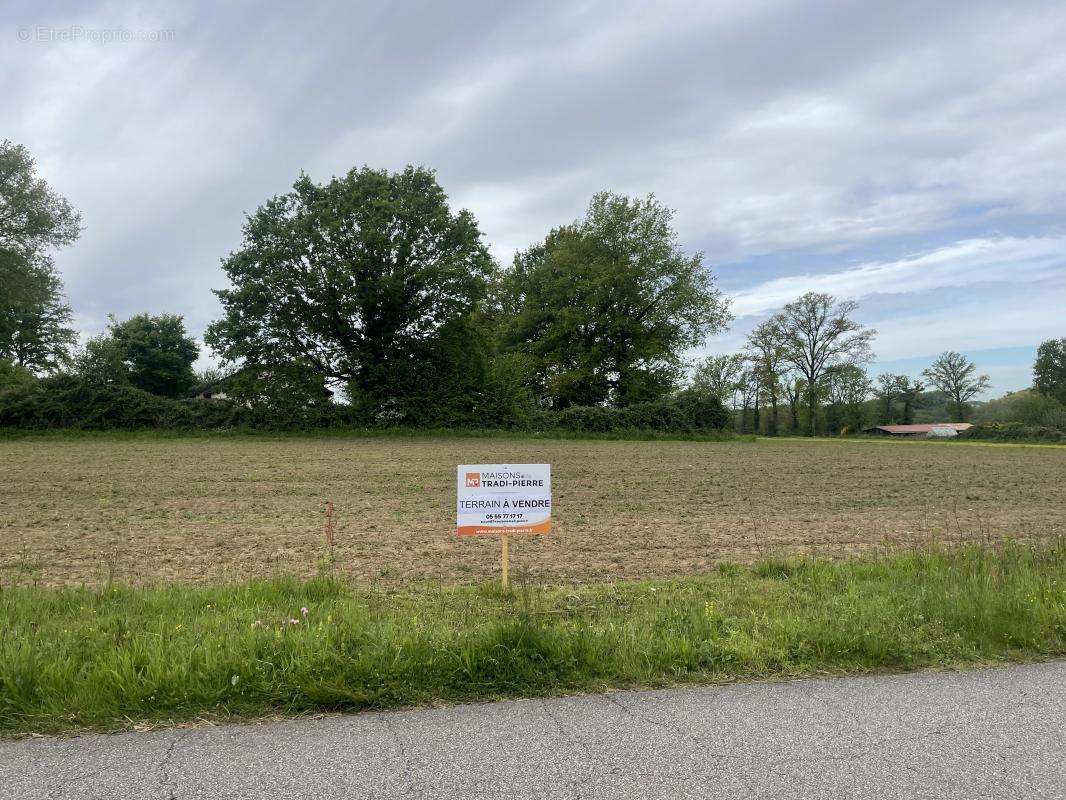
(0, 376, 729, 435)
(959, 422, 1066, 443)
(542, 392, 729, 434)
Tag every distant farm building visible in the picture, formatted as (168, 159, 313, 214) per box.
(862, 423, 972, 438)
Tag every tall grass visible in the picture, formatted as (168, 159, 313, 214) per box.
(2, 539, 1064, 736)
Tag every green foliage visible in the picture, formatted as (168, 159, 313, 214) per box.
(103, 313, 199, 397)
(922, 351, 990, 422)
(0, 251, 77, 373)
(0, 358, 35, 391)
(0, 140, 81, 373)
(498, 192, 730, 409)
(223, 364, 339, 428)
(473, 352, 537, 429)
(0, 373, 243, 430)
(690, 353, 744, 403)
(874, 373, 925, 425)
(746, 321, 787, 435)
(545, 391, 729, 434)
(823, 363, 871, 434)
(769, 293, 876, 436)
(960, 422, 1066, 444)
(2, 540, 1063, 735)
(973, 389, 1066, 431)
(205, 166, 495, 424)
(0, 368, 726, 436)
(0, 140, 81, 256)
(897, 390, 958, 424)
(1033, 338, 1066, 404)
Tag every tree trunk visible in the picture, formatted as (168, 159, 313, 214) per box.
(752, 377, 761, 434)
(807, 387, 818, 437)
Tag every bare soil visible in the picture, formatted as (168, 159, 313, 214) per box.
(1, 434, 1063, 587)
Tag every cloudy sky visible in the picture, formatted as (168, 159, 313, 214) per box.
(4, 0, 1065, 393)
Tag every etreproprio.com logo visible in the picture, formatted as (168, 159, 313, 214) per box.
(16, 25, 176, 44)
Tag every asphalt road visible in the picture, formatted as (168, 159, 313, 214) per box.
(3, 661, 1064, 799)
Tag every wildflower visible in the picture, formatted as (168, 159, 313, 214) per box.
(175, 624, 184, 631)
(251, 620, 263, 629)
(231, 675, 240, 686)
(289, 618, 300, 625)
(300, 607, 309, 617)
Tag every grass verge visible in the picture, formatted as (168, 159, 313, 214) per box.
(2, 540, 1064, 737)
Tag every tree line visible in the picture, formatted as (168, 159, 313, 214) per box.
(693, 331, 1003, 436)
(2, 139, 1064, 435)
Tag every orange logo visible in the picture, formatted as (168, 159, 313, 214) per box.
(465, 472, 481, 488)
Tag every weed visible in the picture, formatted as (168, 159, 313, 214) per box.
(1, 539, 1063, 736)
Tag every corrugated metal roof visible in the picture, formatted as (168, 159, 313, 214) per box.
(865, 423, 973, 434)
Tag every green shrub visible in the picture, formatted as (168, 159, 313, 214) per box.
(973, 389, 1066, 430)
(0, 375, 298, 431)
(0, 359, 36, 392)
(545, 392, 729, 435)
(960, 422, 1066, 443)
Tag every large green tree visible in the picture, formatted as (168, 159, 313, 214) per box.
(205, 166, 495, 424)
(1033, 338, 1066, 404)
(921, 351, 990, 422)
(746, 320, 787, 435)
(500, 192, 730, 409)
(770, 293, 875, 436)
(104, 313, 199, 397)
(0, 140, 81, 372)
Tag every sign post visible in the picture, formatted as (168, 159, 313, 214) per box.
(501, 534, 510, 589)
(456, 464, 551, 588)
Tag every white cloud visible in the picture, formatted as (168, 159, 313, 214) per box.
(869, 287, 1066, 362)
(729, 237, 1066, 318)
(5, 0, 1066, 390)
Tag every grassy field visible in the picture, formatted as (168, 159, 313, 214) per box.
(2, 540, 1063, 736)
(1, 433, 1064, 588)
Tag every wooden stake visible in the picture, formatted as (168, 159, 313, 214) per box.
(501, 535, 510, 590)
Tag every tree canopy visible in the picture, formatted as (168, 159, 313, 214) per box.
(104, 313, 199, 398)
(498, 192, 730, 409)
(0, 140, 81, 373)
(770, 292, 875, 435)
(205, 166, 495, 424)
(690, 353, 744, 403)
(921, 351, 990, 422)
(746, 320, 787, 435)
(1033, 338, 1066, 404)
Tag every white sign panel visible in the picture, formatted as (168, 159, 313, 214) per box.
(456, 464, 552, 537)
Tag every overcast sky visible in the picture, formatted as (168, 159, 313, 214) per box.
(4, 0, 1065, 393)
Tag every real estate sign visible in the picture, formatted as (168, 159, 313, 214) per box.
(456, 464, 552, 537)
